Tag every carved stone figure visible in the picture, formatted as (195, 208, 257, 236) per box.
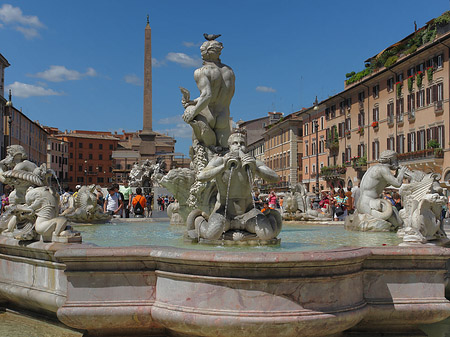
(129, 158, 166, 188)
(61, 185, 111, 223)
(282, 184, 332, 221)
(166, 200, 184, 226)
(345, 150, 406, 231)
(398, 173, 449, 246)
(181, 36, 235, 152)
(186, 133, 281, 241)
(0, 145, 80, 243)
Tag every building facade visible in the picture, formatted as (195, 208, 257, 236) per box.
(55, 131, 120, 191)
(315, 14, 450, 189)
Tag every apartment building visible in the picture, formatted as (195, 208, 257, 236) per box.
(298, 106, 329, 192)
(55, 131, 120, 191)
(319, 12, 450, 188)
(261, 112, 303, 192)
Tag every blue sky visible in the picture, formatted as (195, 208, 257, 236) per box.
(1, 1, 450, 156)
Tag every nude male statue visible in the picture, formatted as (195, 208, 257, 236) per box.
(187, 133, 281, 241)
(357, 150, 406, 225)
(181, 37, 235, 151)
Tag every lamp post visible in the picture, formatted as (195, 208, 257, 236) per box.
(312, 96, 320, 209)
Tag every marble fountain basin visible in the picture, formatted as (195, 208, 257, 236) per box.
(0, 220, 449, 336)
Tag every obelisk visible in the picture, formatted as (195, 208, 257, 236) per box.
(140, 14, 156, 157)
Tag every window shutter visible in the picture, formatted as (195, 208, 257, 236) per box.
(412, 93, 415, 109)
(407, 95, 411, 112)
(407, 133, 411, 152)
(396, 100, 399, 115)
(426, 129, 431, 144)
(426, 88, 430, 105)
(433, 85, 438, 102)
(372, 142, 375, 160)
(442, 126, 445, 147)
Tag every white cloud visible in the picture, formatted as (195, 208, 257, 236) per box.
(0, 4, 45, 39)
(156, 115, 192, 138)
(256, 86, 276, 93)
(6, 81, 63, 98)
(124, 74, 143, 86)
(30, 65, 97, 82)
(152, 57, 165, 67)
(182, 41, 200, 48)
(166, 52, 202, 68)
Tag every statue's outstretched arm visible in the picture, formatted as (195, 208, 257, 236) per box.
(382, 166, 406, 187)
(254, 160, 279, 183)
(198, 158, 225, 182)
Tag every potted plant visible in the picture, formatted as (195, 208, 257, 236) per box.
(396, 81, 403, 98)
(416, 71, 423, 88)
(434, 148, 444, 157)
(371, 121, 379, 129)
(427, 66, 433, 82)
(407, 76, 414, 93)
(428, 139, 440, 149)
(357, 126, 364, 135)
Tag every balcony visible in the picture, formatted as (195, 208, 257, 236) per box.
(397, 148, 444, 161)
(320, 166, 347, 180)
(387, 115, 394, 126)
(435, 100, 444, 114)
(359, 101, 364, 110)
(396, 113, 404, 124)
(408, 109, 415, 121)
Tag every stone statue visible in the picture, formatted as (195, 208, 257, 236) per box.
(129, 158, 166, 188)
(61, 185, 111, 223)
(186, 133, 281, 241)
(180, 36, 235, 153)
(0, 145, 80, 243)
(398, 173, 449, 246)
(282, 184, 332, 221)
(166, 200, 184, 226)
(345, 150, 406, 231)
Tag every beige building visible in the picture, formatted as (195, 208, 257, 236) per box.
(318, 13, 450, 188)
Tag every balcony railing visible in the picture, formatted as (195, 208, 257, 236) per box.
(408, 109, 415, 120)
(359, 101, 364, 110)
(396, 113, 404, 123)
(435, 100, 444, 113)
(387, 115, 394, 125)
(397, 148, 444, 161)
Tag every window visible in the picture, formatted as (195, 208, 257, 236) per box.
(79, 142, 83, 148)
(305, 123, 309, 136)
(339, 101, 345, 115)
(99, 154, 103, 160)
(345, 147, 351, 163)
(70, 142, 73, 148)
(305, 142, 309, 156)
(387, 136, 395, 151)
(396, 72, 403, 83)
(372, 84, 379, 98)
(358, 91, 365, 102)
(325, 107, 330, 120)
(437, 54, 443, 68)
(109, 144, 113, 150)
(437, 125, 445, 147)
(78, 153, 83, 159)
(70, 152, 73, 159)
(407, 132, 416, 152)
(437, 83, 444, 101)
(417, 129, 426, 151)
(407, 67, 415, 77)
(99, 144, 103, 150)
(345, 118, 351, 131)
(69, 165, 73, 171)
(97, 177, 104, 183)
(387, 77, 394, 91)
(418, 89, 425, 107)
(305, 166, 308, 174)
(357, 144, 365, 157)
(312, 141, 316, 155)
(396, 98, 404, 117)
(416, 63, 424, 73)
(396, 134, 405, 154)
(387, 102, 394, 120)
(372, 140, 380, 160)
(89, 143, 93, 149)
(331, 105, 336, 118)
(358, 112, 365, 127)
(373, 107, 379, 122)
(78, 165, 82, 172)
(406, 94, 415, 112)
(346, 98, 352, 110)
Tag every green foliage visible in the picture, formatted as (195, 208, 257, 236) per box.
(396, 82, 403, 98)
(405, 45, 418, 55)
(434, 11, 450, 26)
(345, 71, 356, 79)
(407, 77, 414, 92)
(384, 55, 399, 68)
(427, 67, 434, 81)
(346, 67, 373, 85)
(428, 139, 440, 149)
(416, 72, 423, 88)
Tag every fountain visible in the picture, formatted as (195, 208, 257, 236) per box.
(1, 37, 450, 337)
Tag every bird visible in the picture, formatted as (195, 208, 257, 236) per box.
(203, 33, 221, 41)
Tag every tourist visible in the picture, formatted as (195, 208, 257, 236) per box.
(160, 197, 165, 211)
(393, 192, 402, 211)
(384, 191, 395, 206)
(146, 193, 153, 217)
(333, 188, 349, 221)
(319, 191, 330, 213)
(253, 191, 263, 210)
(131, 187, 146, 218)
(1, 185, 11, 214)
(345, 187, 354, 214)
(96, 186, 104, 207)
(119, 180, 132, 218)
(268, 191, 277, 209)
(104, 186, 123, 216)
(279, 196, 284, 212)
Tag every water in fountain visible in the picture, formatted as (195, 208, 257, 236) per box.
(50, 170, 63, 195)
(247, 168, 258, 228)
